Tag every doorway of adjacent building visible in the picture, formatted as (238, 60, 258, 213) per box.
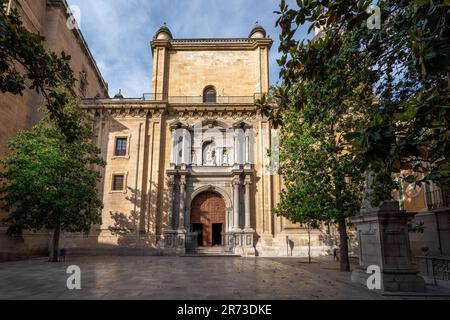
(190, 191, 226, 247)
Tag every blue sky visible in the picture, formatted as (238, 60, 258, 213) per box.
(67, 0, 310, 98)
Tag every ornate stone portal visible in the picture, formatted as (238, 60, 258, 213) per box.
(164, 120, 256, 256)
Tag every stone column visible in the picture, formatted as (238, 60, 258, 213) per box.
(178, 176, 186, 231)
(245, 132, 250, 164)
(167, 176, 175, 230)
(181, 129, 191, 165)
(244, 176, 252, 231)
(233, 132, 238, 164)
(217, 147, 223, 166)
(232, 178, 241, 231)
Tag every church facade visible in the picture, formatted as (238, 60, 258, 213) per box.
(75, 24, 344, 257)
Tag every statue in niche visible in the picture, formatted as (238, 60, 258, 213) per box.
(223, 149, 229, 165)
(212, 150, 216, 165)
(177, 136, 183, 162)
(203, 142, 216, 166)
(191, 150, 197, 165)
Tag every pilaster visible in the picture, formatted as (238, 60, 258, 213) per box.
(232, 177, 241, 231)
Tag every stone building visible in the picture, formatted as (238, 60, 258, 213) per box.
(0, 0, 108, 157)
(70, 23, 346, 257)
(397, 180, 450, 258)
(398, 178, 450, 287)
(0, 0, 108, 261)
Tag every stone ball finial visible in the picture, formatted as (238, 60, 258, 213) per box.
(155, 22, 173, 40)
(113, 89, 124, 99)
(249, 21, 266, 38)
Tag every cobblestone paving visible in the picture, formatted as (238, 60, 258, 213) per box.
(0, 256, 448, 300)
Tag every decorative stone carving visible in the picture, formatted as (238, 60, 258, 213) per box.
(191, 150, 197, 165)
(203, 141, 216, 166)
(361, 169, 377, 212)
(223, 149, 229, 166)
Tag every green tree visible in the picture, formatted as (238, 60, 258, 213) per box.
(260, 18, 374, 271)
(273, 105, 364, 269)
(1, 0, 87, 143)
(0, 87, 104, 262)
(267, 0, 448, 271)
(275, 0, 450, 204)
(274, 115, 334, 264)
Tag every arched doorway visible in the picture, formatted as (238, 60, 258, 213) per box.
(190, 191, 226, 247)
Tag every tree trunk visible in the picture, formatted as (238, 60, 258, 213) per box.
(338, 214, 350, 272)
(307, 227, 311, 264)
(336, 184, 350, 272)
(50, 223, 61, 263)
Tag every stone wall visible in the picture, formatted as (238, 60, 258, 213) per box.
(167, 50, 260, 97)
(256, 228, 358, 258)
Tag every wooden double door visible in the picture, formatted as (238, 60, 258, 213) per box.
(190, 191, 226, 247)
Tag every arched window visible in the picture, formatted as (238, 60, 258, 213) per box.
(203, 86, 217, 103)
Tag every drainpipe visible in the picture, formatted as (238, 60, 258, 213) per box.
(435, 211, 443, 256)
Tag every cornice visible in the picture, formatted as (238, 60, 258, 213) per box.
(168, 104, 256, 112)
(151, 38, 273, 51)
(81, 99, 260, 116)
(82, 99, 166, 109)
(168, 106, 260, 122)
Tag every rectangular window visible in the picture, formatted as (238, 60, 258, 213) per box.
(115, 138, 127, 157)
(112, 174, 125, 191)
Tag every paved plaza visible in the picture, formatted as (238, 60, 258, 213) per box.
(0, 256, 448, 300)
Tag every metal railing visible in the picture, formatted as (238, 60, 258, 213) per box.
(432, 257, 450, 284)
(142, 93, 168, 101)
(142, 94, 259, 104)
(84, 93, 274, 105)
(426, 188, 450, 210)
(185, 232, 199, 250)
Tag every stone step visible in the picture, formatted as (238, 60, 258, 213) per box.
(180, 253, 241, 258)
(184, 246, 238, 257)
(187, 248, 231, 253)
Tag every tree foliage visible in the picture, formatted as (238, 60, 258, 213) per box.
(271, 0, 449, 205)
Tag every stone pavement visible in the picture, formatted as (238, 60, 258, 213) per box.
(0, 256, 448, 300)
